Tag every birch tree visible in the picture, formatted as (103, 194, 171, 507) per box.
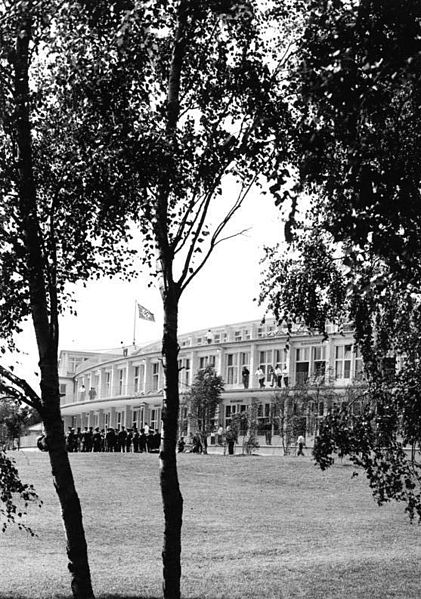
(58, 1, 301, 596)
(0, 2, 135, 596)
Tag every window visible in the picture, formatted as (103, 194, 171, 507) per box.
(150, 407, 161, 431)
(335, 345, 352, 379)
(88, 373, 98, 400)
(295, 347, 310, 385)
(133, 364, 145, 393)
(312, 346, 326, 379)
(239, 352, 250, 368)
(132, 409, 139, 429)
(78, 378, 86, 401)
(116, 411, 123, 429)
(259, 350, 272, 379)
(226, 354, 238, 385)
(234, 330, 242, 342)
(59, 383, 67, 396)
(134, 366, 141, 393)
(105, 372, 111, 397)
(244, 329, 251, 340)
(213, 333, 221, 343)
(354, 347, 364, 379)
(196, 337, 203, 345)
(382, 356, 396, 379)
(152, 362, 160, 391)
(199, 355, 215, 369)
(257, 327, 264, 338)
(117, 369, 125, 395)
(256, 402, 273, 433)
(224, 404, 246, 428)
(105, 412, 110, 427)
(178, 358, 191, 388)
(274, 348, 287, 369)
(68, 356, 84, 373)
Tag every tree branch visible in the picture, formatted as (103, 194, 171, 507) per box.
(0, 365, 42, 413)
(179, 172, 258, 292)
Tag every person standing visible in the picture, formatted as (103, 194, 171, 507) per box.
(75, 427, 82, 452)
(81, 427, 89, 452)
(206, 329, 213, 344)
(105, 427, 116, 452)
(139, 428, 147, 453)
(217, 425, 223, 445)
(66, 427, 75, 452)
(242, 366, 250, 389)
(225, 426, 235, 455)
(268, 365, 276, 387)
(92, 427, 102, 452)
(283, 363, 289, 387)
(146, 430, 155, 452)
(255, 367, 265, 389)
(275, 364, 282, 387)
(297, 434, 305, 456)
(86, 427, 94, 452)
(126, 429, 133, 453)
(118, 426, 127, 452)
(132, 429, 140, 453)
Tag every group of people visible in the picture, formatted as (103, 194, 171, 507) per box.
(253, 365, 289, 389)
(65, 425, 161, 453)
(177, 425, 237, 455)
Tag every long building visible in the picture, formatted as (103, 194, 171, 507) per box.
(59, 319, 364, 446)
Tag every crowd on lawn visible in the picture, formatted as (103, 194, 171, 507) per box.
(35, 423, 305, 456)
(63, 425, 161, 453)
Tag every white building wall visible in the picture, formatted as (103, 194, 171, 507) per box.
(60, 319, 363, 437)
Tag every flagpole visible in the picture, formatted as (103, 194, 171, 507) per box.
(133, 299, 137, 346)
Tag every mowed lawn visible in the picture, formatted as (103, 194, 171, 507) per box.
(1, 452, 420, 599)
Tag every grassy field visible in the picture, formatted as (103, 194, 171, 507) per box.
(1, 451, 420, 599)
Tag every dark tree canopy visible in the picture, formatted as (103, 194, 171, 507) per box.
(285, 0, 421, 280)
(261, 0, 421, 521)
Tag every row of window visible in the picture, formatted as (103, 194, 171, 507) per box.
(70, 343, 364, 403)
(182, 324, 284, 347)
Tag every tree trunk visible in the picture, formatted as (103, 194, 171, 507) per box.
(42, 363, 95, 599)
(12, 11, 95, 599)
(160, 286, 183, 599)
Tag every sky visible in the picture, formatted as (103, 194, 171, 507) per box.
(12, 186, 286, 389)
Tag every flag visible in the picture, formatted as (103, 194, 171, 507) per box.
(137, 302, 155, 322)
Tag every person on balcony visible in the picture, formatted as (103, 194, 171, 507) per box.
(275, 364, 283, 387)
(242, 366, 250, 389)
(255, 367, 265, 388)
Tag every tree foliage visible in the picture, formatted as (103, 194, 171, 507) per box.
(286, 0, 421, 276)
(0, 449, 41, 536)
(0, 399, 32, 448)
(188, 365, 224, 435)
(261, 0, 421, 521)
(52, 3, 302, 596)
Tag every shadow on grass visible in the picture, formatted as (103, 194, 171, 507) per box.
(0, 595, 210, 599)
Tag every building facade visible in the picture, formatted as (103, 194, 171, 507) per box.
(59, 319, 364, 445)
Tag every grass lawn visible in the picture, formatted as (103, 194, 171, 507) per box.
(1, 451, 420, 599)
